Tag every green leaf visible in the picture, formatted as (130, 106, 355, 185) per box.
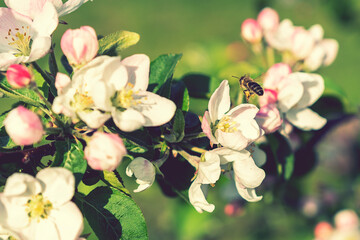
(98, 30, 140, 56)
(123, 138, 148, 154)
(100, 170, 130, 195)
(80, 186, 148, 240)
(53, 140, 87, 186)
(148, 54, 182, 93)
(266, 132, 295, 180)
(181, 74, 219, 99)
(170, 81, 190, 111)
(164, 109, 185, 143)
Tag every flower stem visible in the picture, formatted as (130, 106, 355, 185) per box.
(49, 44, 59, 75)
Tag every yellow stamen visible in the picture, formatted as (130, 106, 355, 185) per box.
(217, 116, 238, 133)
(5, 26, 31, 56)
(25, 193, 53, 222)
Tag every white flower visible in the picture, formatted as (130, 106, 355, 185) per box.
(5, 0, 91, 19)
(260, 63, 327, 131)
(0, 2, 58, 70)
(0, 167, 83, 240)
(126, 157, 156, 192)
(201, 80, 263, 151)
(264, 19, 295, 51)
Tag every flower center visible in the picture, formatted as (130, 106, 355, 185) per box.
(112, 84, 143, 110)
(217, 116, 238, 133)
(5, 26, 32, 56)
(25, 193, 53, 222)
(71, 92, 94, 112)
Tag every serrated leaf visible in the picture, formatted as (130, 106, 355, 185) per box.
(98, 30, 140, 56)
(53, 140, 87, 186)
(266, 132, 294, 180)
(148, 54, 182, 93)
(81, 186, 148, 240)
(100, 170, 130, 195)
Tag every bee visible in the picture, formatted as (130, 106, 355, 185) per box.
(232, 74, 264, 102)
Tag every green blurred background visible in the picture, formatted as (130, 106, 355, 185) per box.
(2, 0, 360, 239)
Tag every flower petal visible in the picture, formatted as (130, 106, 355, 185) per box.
(215, 130, 248, 151)
(26, 36, 51, 63)
(0, 194, 30, 229)
(126, 157, 155, 192)
(4, 0, 46, 19)
(31, 2, 58, 37)
(57, 0, 90, 17)
(36, 167, 75, 207)
(208, 80, 230, 123)
(263, 63, 292, 89)
(3, 173, 42, 197)
(277, 76, 304, 112)
(134, 91, 176, 127)
(321, 39, 339, 66)
(0, 53, 21, 71)
(287, 72, 324, 109)
(112, 108, 146, 132)
(212, 148, 251, 165)
(77, 110, 111, 129)
(235, 186, 263, 202)
(233, 155, 265, 189)
(198, 151, 221, 184)
(188, 180, 215, 213)
(121, 54, 150, 91)
(227, 103, 259, 121)
(201, 111, 218, 144)
(286, 107, 327, 130)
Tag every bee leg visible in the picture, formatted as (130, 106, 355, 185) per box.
(243, 90, 251, 102)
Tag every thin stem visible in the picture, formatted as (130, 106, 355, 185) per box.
(183, 132, 207, 140)
(49, 44, 59, 75)
(180, 142, 207, 154)
(32, 62, 53, 87)
(266, 46, 275, 68)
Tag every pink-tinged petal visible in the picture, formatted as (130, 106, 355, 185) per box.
(6, 64, 32, 88)
(233, 155, 265, 189)
(188, 180, 215, 213)
(241, 18, 262, 43)
(321, 39, 339, 66)
(286, 108, 327, 130)
(227, 103, 259, 121)
(121, 54, 150, 91)
(304, 44, 326, 71)
(257, 7, 279, 32)
(134, 91, 176, 127)
(26, 36, 51, 63)
(288, 72, 324, 109)
(36, 168, 75, 207)
(57, 0, 90, 16)
(201, 111, 218, 144)
(4, 0, 46, 19)
(215, 130, 248, 151)
(198, 151, 221, 184)
(264, 19, 294, 51)
(255, 103, 283, 134)
(208, 80, 230, 123)
(235, 186, 263, 202)
(277, 77, 304, 112)
(314, 222, 333, 240)
(112, 108, 146, 132)
(259, 89, 278, 107)
(263, 63, 292, 89)
(308, 24, 324, 42)
(291, 27, 315, 60)
(31, 2, 58, 37)
(55, 72, 71, 94)
(77, 110, 111, 129)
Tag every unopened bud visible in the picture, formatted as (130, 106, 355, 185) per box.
(241, 19, 262, 43)
(6, 64, 32, 89)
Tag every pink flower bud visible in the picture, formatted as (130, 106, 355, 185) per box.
(255, 104, 282, 134)
(241, 19, 262, 43)
(6, 64, 32, 89)
(55, 72, 71, 94)
(291, 27, 315, 59)
(257, 8, 279, 32)
(314, 221, 333, 240)
(60, 26, 98, 67)
(84, 132, 127, 171)
(259, 89, 278, 107)
(263, 63, 292, 89)
(4, 106, 44, 145)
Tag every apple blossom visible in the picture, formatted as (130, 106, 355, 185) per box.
(6, 64, 32, 89)
(260, 63, 327, 131)
(55, 72, 71, 95)
(126, 157, 156, 192)
(4, 0, 91, 19)
(241, 19, 262, 43)
(264, 19, 295, 51)
(0, 2, 58, 70)
(291, 27, 315, 60)
(257, 7, 279, 33)
(84, 132, 127, 171)
(4, 106, 44, 146)
(0, 167, 83, 240)
(334, 209, 359, 231)
(201, 80, 263, 151)
(255, 103, 283, 134)
(61, 26, 98, 68)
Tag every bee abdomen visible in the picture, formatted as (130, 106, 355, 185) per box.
(247, 81, 264, 96)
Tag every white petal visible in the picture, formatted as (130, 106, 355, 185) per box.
(4, 0, 44, 19)
(212, 148, 250, 165)
(112, 108, 146, 132)
(33, 219, 59, 240)
(304, 44, 326, 72)
(36, 167, 75, 207)
(235, 186, 263, 202)
(77, 110, 111, 129)
(198, 151, 221, 184)
(227, 103, 259, 121)
(288, 72, 324, 109)
(277, 77, 304, 112)
(134, 91, 176, 127)
(215, 130, 248, 151)
(26, 36, 51, 63)
(188, 181, 215, 213)
(57, 0, 90, 16)
(0, 195, 30, 229)
(134, 179, 151, 193)
(31, 2, 58, 37)
(321, 39, 339, 66)
(286, 108, 326, 130)
(201, 111, 218, 144)
(89, 80, 113, 111)
(238, 119, 262, 141)
(0, 53, 21, 71)
(308, 24, 324, 42)
(233, 155, 265, 189)
(263, 63, 292, 89)
(208, 80, 230, 123)
(121, 54, 150, 91)
(127, 157, 155, 192)
(3, 173, 42, 197)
